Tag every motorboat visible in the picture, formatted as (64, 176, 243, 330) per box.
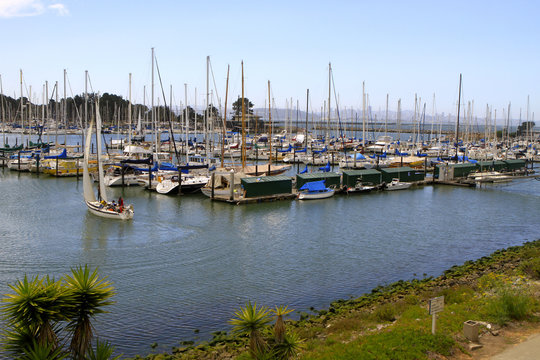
(384, 178, 412, 191)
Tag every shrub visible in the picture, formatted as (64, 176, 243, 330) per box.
(374, 304, 396, 322)
(486, 287, 534, 325)
(519, 257, 540, 280)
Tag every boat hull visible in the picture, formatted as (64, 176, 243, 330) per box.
(85, 200, 134, 220)
(298, 189, 335, 200)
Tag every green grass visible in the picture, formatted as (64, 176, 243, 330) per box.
(301, 329, 454, 360)
(485, 287, 536, 325)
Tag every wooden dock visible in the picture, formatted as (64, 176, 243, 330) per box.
(210, 192, 298, 205)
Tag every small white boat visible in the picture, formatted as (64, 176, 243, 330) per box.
(346, 182, 377, 194)
(384, 178, 412, 191)
(297, 180, 335, 200)
(155, 173, 210, 194)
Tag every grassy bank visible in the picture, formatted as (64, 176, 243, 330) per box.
(130, 239, 540, 360)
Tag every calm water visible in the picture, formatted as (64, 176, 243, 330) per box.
(0, 138, 539, 357)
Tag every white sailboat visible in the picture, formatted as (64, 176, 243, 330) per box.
(83, 101, 134, 220)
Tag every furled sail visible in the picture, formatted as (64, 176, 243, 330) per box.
(83, 119, 97, 203)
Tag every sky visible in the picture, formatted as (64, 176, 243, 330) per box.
(1, 0, 539, 123)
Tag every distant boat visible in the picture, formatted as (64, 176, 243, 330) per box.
(156, 173, 210, 195)
(83, 99, 134, 220)
(297, 180, 335, 200)
(384, 178, 412, 191)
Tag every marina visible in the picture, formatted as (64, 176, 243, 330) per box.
(0, 127, 539, 356)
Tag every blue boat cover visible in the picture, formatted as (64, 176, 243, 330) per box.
(319, 161, 331, 172)
(299, 165, 308, 174)
(355, 153, 366, 160)
(277, 144, 292, 153)
(300, 180, 326, 192)
(44, 148, 67, 159)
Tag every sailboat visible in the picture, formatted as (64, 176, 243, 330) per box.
(83, 100, 134, 220)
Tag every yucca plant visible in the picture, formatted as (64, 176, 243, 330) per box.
(2, 275, 72, 352)
(271, 305, 294, 344)
(230, 301, 272, 358)
(19, 340, 68, 360)
(85, 339, 122, 360)
(64, 265, 116, 360)
(272, 331, 304, 360)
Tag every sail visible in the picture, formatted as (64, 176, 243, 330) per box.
(83, 119, 96, 203)
(96, 102, 109, 202)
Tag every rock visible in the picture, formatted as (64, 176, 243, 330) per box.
(490, 330, 500, 336)
(468, 343, 483, 351)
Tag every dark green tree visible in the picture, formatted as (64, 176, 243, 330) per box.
(232, 97, 254, 120)
(516, 121, 535, 137)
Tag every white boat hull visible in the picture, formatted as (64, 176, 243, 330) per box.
(85, 200, 134, 220)
(298, 189, 335, 200)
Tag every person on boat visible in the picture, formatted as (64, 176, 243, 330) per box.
(119, 197, 124, 207)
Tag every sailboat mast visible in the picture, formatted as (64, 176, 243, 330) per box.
(305, 88, 309, 150)
(455, 73, 462, 159)
(221, 65, 229, 168)
(63, 69, 67, 146)
(327, 63, 331, 144)
(20, 70, 24, 147)
(0, 75, 4, 146)
(385, 93, 389, 137)
(128, 73, 132, 144)
(241, 61, 246, 169)
(267, 80, 272, 172)
(362, 81, 366, 150)
(151, 48, 155, 157)
(206, 56, 210, 158)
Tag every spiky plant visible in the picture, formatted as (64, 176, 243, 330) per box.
(85, 339, 122, 360)
(2, 275, 72, 353)
(272, 331, 304, 360)
(19, 340, 68, 360)
(229, 301, 272, 358)
(271, 305, 294, 344)
(64, 266, 115, 360)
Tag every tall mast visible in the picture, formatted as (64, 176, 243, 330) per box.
(362, 81, 366, 149)
(184, 83, 188, 162)
(455, 73, 462, 160)
(206, 56, 210, 158)
(305, 89, 309, 150)
(63, 69, 67, 145)
(0, 75, 4, 146)
(128, 73, 132, 144)
(241, 61, 246, 169)
(45, 81, 49, 144)
(151, 48, 155, 156)
(267, 80, 272, 170)
(221, 65, 229, 168)
(385, 93, 389, 137)
(55, 81, 59, 145)
(20, 70, 24, 147)
(327, 63, 331, 143)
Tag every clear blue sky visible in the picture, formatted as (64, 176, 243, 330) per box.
(1, 0, 539, 123)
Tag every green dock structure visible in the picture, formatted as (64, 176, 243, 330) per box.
(341, 169, 382, 188)
(380, 167, 425, 183)
(434, 163, 478, 179)
(241, 175, 293, 198)
(295, 172, 342, 190)
(476, 160, 506, 172)
(503, 159, 526, 171)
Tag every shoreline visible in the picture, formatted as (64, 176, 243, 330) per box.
(128, 239, 540, 359)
